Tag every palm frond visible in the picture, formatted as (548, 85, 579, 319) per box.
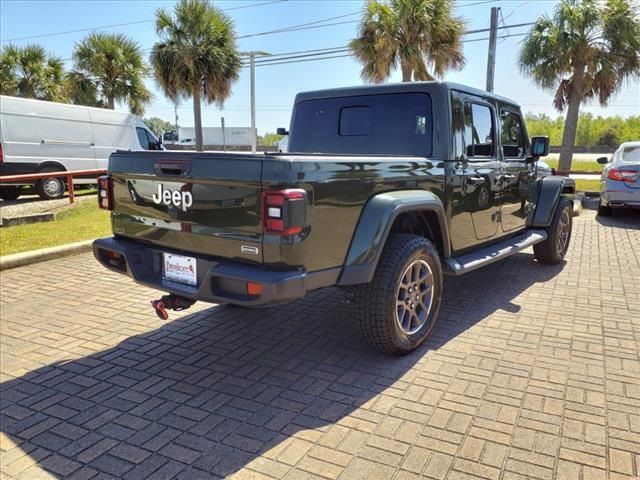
(350, 0, 465, 83)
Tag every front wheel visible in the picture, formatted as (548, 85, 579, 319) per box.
(534, 197, 573, 265)
(350, 234, 442, 355)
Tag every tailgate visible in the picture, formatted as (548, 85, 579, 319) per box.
(109, 151, 264, 264)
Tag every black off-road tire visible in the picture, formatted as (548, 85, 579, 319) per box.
(597, 203, 612, 217)
(350, 234, 442, 355)
(36, 167, 66, 200)
(534, 197, 573, 265)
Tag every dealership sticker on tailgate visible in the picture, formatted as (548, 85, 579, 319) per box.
(163, 253, 197, 285)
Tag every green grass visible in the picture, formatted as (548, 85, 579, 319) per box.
(544, 159, 603, 173)
(0, 200, 110, 256)
(575, 179, 601, 192)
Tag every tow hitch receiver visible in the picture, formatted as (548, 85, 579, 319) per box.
(151, 294, 195, 320)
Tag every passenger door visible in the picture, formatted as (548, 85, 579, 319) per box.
(461, 98, 501, 241)
(499, 108, 531, 233)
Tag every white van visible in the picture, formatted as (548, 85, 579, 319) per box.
(0, 95, 162, 200)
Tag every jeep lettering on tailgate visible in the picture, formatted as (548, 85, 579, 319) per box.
(152, 184, 193, 212)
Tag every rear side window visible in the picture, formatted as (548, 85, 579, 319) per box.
(289, 93, 432, 156)
(621, 146, 640, 163)
(463, 103, 495, 158)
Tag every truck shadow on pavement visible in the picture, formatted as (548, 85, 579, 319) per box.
(595, 208, 640, 229)
(0, 253, 564, 479)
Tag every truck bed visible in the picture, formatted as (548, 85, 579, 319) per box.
(108, 150, 446, 272)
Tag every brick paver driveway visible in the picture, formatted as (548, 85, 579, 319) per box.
(1, 210, 639, 480)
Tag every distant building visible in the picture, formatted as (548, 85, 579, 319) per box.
(177, 127, 255, 147)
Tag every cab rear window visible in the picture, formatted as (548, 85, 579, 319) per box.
(289, 93, 432, 156)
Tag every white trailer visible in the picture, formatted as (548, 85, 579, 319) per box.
(177, 127, 255, 147)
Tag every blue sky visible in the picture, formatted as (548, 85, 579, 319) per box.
(1, 0, 638, 134)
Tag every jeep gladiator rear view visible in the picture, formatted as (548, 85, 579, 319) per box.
(94, 82, 575, 355)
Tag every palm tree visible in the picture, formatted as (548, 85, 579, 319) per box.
(349, 0, 465, 83)
(70, 32, 151, 114)
(0, 44, 66, 101)
(150, 0, 242, 151)
(520, 0, 640, 174)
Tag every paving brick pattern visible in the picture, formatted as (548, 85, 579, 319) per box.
(1, 210, 639, 480)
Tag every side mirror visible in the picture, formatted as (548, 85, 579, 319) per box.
(531, 136, 549, 157)
(276, 127, 288, 136)
(596, 156, 608, 164)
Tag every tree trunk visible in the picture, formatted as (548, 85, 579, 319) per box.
(193, 88, 203, 152)
(107, 96, 115, 109)
(558, 62, 586, 175)
(401, 61, 412, 82)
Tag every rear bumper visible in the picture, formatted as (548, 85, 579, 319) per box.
(93, 237, 339, 306)
(601, 188, 640, 208)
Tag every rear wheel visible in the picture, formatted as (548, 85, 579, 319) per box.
(534, 197, 573, 265)
(36, 168, 65, 200)
(0, 186, 21, 201)
(350, 234, 442, 355)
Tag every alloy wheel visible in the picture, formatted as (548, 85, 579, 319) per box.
(556, 208, 570, 255)
(395, 259, 435, 335)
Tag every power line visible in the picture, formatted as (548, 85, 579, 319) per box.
(0, 0, 288, 43)
(240, 31, 533, 69)
(239, 11, 359, 38)
(2, 20, 155, 43)
(248, 48, 351, 65)
(2, 0, 497, 44)
(238, 19, 359, 40)
(130, 12, 362, 57)
(134, 29, 544, 76)
(238, 22, 536, 66)
(224, 0, 287, 11)
(247, 53, 353, 68)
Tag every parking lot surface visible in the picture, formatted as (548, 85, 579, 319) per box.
(1, 210, 639, 480)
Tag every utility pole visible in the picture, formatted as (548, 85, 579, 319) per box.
(250, 53, 256, 153)
(221, 116, 226, 152)
(174, 103, 179, 138)
(243, 51, 271, 153)
(486, 6, 499, 93)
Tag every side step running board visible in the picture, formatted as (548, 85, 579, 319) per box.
(443, 229, 547, 276)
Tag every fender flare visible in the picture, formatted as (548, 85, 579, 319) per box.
(338, 190, 450, 286)
(528, 176, 576, 228)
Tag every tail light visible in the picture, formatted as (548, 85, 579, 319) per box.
(262, 189, 307, 236)
(0, 143, 3, 164)
(608, 168, 638, 182)
(97, 175, 114, 210)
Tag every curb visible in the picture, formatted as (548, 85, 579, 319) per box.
(0, 240, 94, 271)
(1, 212, 56, 227)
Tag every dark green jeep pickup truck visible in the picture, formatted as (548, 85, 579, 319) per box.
(93, 82, 575, 354)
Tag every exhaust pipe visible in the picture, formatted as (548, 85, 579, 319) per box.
(151, 294, 195, 320)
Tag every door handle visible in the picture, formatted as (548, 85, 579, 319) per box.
(154, 159, 192, 177)
(467, 176, 486, 186)
(501, 174, 517, 181)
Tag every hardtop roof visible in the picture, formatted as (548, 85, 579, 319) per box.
(294, 81, 521, 109)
